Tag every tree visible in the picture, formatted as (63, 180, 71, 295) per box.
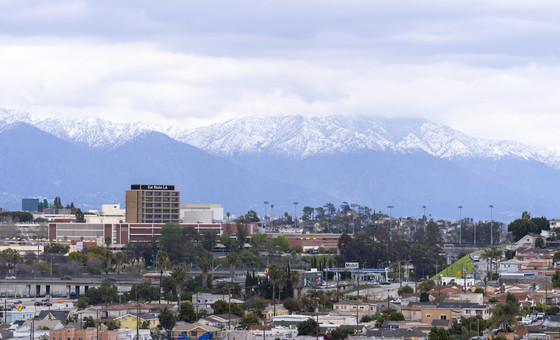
(171, 263, 187, 309)
(418, 280, 436, 292)
(297, 318, 319, 335)
(158, 307, 177, 335)
(508, 217, 537, 241)
(179, 301, 197, 322)
(202, 231, 218, 252)
(489, 293, 522, 332)
(85, 281, 119, 304)
(425, 220, 442, 247)
(240, 313, 260, 329)
(330, 326, 355, 340)
(227, 252, 238, 283)
(199, 257, 212, 288)
(75, 209, 85, 223)
(213, 300, 229, 315)
(535, 238, 545, 248)
(389, 312, 405, 321)
(429, 326, 450, 340)
(283, 298, 301, 313)
(243, 296, 267, 313)
(44, 244, 70, 254)
(104, 236, 112, 271)
(159, 222, 186, 262)
(157, 251, 169, 303)
(303, 207, 315, 220)
(397, 285, 414, 296)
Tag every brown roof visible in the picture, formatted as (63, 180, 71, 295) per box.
(249, 325, 273, 331)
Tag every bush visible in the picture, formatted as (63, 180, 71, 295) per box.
(397, 285, 414, 296)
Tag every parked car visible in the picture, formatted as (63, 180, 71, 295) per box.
(14, 299, 22, 304)
(60, 275, 72, 280)
(69, 292, 78, 299)
(4, 275, 16, 280)
(379, 281, 391, 285)
(105, 277, 117, 282)
(41, 296, 50, 302)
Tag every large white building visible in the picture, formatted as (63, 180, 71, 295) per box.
(85, 204, 126, 224)
(180, 204, 224, 223)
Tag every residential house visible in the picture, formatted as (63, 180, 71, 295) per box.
(199, 313, 241, 329)
(497, 259, 526, 273)
(356, 327, 428, 340)
(333, 300, 377, 313)
(262, 305, 289, 321)
(516, 234, 546, 248)
(114, 313, 159, 329)
(37, 310, 74, 322)
(172, 322, 220, 340)
(192, 293, 243, 314)
(222, 330, 252, 340)
(15, 320, 64, 339)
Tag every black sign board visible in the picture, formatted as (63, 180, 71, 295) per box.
(130, 184, 175, 191)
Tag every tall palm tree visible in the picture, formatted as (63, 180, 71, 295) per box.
(199, 257, 212, 288)
(227, 252, 238, 283)
(276, 271, 287, 306)
(171, 263, 187, 310)
(156, 251, 169, 303)
(268, 264, 280, 316)
(290, 271, 301, 299)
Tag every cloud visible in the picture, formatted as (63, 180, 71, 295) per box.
(1, 1, 560, 146)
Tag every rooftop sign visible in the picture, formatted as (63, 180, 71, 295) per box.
(130, 184, 175, 191)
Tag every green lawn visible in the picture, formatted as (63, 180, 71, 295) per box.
(432, 253, 474, 279)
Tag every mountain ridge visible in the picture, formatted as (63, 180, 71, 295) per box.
(1, 108, 558, 169)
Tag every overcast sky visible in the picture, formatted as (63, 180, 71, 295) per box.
(1, 1, 560, 147)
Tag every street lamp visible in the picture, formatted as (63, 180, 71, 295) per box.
(270, 204, 274, 227)
(458, 205, 462, 245)
(387, 206, 394, 241)
(489, 205, 494, 246)
(293, 202, 299, 231)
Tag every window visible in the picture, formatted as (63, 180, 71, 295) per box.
(191, 331, 198, 337)
(426, 314, 431, 318)
(440, 315, 447, 320)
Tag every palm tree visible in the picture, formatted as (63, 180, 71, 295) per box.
(199, 257, 212, 288)
(171, 263, 187, 310)
(276, 271, 287, 306)
(290, 271, 301, 299)
(157, 251, 169, 303)
(489, 298, 521, 331)
(115, 252, 126, 275)
(227, 252, 238, 283)
(481, 249, 493, 280)
(268, 264, 280, 316)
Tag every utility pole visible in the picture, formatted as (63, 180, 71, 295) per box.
(356, 264, 360, 333)
(293, 202, 299, 231)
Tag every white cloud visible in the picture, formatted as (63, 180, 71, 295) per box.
(1, 1, 560, 146)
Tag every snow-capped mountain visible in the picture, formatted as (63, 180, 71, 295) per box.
(1, 108, 559, 168)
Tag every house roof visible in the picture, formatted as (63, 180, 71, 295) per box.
(116, 313, 158, 321)
(366, 327, 426, 338)
(173, 322, 219, 333)
(36, 310, 71, 321)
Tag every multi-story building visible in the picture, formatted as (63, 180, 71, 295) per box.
(125, 184, 180, 223)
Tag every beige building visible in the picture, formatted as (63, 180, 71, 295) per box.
(85, 204, 126, 224)
(125, 184, 180, 223)
(180, 204, 224, 223)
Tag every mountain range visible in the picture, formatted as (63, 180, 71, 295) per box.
(1, 108, 559, 221)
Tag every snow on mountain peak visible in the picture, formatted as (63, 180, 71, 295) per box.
(0, 108, 558, 168)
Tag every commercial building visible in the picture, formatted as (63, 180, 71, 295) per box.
(85, 204, 126, 224)
(21, 198, 39, 212)
(125, 184, 180, 223)
(266, 233, 342, 250)
(48, 222, 258, 245)
(180, 204, 224, 223)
